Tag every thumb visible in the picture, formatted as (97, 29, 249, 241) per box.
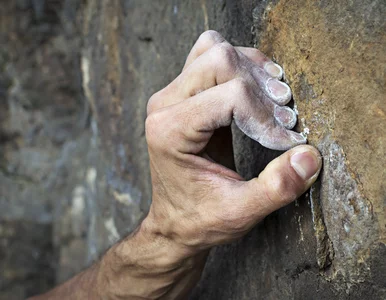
(239, 145, 322, 219)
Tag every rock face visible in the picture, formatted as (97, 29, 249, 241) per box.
(0, 1, 83, 298)
(0, 0, 385, 299)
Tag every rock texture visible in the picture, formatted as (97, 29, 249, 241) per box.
(0, 0, 385, 299)
(0, 1, 91, 298)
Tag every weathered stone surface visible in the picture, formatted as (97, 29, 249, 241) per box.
(255, 0, 386, 294)
(0, 221, 54, 300)
(0, 0, 93, 298)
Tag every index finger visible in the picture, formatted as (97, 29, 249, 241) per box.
(183, 31, 283, 79)
(146, 79, 306, 155)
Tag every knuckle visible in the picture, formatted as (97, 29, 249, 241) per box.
(211, 43, 239, 72)
(261, 179, 281, 209)
(199, 30, 223, 45)
(287, 166, 306, 195)
(147, 91, 163, 115)
(249, 47, 263, 57)
(145, 111, 166, 149)
(270, 176, 288, 201)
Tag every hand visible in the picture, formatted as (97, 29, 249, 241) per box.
(139, 31, 321, 297)
(144, 30, 320, 250)
(29, 31, 322, 300)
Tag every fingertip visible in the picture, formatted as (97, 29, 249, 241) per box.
(290, 144, 321, 157)
(264, 62, 283, 79)
(288, 131, 308, 145)
(289, 145, 322, 182)
(237, 144, 322, 221)
(274, 106, 297, 129)
(266, 79, 292, 105)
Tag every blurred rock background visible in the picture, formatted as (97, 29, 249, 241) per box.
(0, 1, 101, 298)
(0, 1, 385, 299)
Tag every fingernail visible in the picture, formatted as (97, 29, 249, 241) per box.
(267, 79, 291, 99)
(274, 106, 297, 129)
(264, 62, 283, 78)
(290, 149, 320, 180)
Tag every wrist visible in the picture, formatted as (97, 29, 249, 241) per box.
(96, 215, 208, 299)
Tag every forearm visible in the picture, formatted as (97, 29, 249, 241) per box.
(97, 218, 208, 299)
(29, 217, 208, 300)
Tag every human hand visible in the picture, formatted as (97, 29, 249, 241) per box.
(144, 31, 321, 256)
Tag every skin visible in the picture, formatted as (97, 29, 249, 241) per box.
(29, 31, 321, 300)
